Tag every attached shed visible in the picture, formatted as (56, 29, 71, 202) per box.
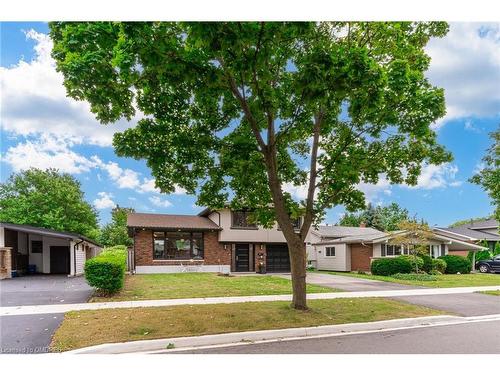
(0, 222, 102, 277)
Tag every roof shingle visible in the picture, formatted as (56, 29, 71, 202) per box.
(127, 213, 221, 231)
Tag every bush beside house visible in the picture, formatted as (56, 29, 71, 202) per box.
(84, 245, 127, 294)
(438, 255, 472, 274)
(371, 256, 413, 276)
(431, 258, 447, 274)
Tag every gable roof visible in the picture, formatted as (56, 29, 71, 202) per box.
(436, 218, 500, 241)
(0, 222, 101, 247)
(127, 213, 221, 231)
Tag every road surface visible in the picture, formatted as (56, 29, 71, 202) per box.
(173, 319, 500, 354)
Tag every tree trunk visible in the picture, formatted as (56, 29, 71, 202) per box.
(288, 239, 308, 310)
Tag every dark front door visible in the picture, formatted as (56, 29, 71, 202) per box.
(50, 246, 70, 274)
(235, 244, 250, 272)
(266, 244, 291, 272)
(4, 229, 18, 270)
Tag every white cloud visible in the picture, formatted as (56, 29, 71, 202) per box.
(149, 196, 172, 208)
(0, 29, 135, 146)
(358, 177, 392, 203)
(2, 135, 97, 174)
(409, 163, 461, 190)
(93, 192, 116, 210)
(426, 23, 500, 125)
(283, 182, 308, 200)
(464, 120, 482, 133)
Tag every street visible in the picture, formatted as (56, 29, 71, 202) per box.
(172, 319, 500, 354)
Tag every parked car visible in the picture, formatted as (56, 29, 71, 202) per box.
(476, 255, 500, 273)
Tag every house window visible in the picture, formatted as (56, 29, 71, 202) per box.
(292, 217, 302, 230)
(325, 247, 335, 257)
(381, 244, 402, 257)
(31, 240, 43, 254)
(153, 231, 204, 260)
(231, 210, 257, 229)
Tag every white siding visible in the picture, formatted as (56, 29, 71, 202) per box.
(315, 243, 349, 271)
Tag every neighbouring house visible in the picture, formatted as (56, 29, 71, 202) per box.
(434, 219, 500, 257)
(307, 225, 488, 272)
(127, 208, 302, 274)
(0, 222, 102, 279)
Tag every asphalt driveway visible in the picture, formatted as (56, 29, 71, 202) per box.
(0, 275, 92, 353)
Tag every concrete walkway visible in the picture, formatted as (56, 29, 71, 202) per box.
(283, 272, 423, 292)
(2, 285, 500, 317)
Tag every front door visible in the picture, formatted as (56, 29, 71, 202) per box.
(50, 246, 70, 274)
(235, 244, 250, 272)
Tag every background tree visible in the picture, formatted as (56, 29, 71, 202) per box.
(391, 220, 435, 273)
(99, 206, 135, 247)
(338, 202, 410, 231)
(50, 21, 451, 309)
(0, 168, 99, 239)
(470, 129, 499, 223)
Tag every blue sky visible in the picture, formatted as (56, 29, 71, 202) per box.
(1, 22, 499, 226)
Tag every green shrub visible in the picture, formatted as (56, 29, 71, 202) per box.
(431, 258, 447, 273)
(468, 250, 492, 263)
(418, 254, 433, 273)
(438, 255, 472, 274)
(399, 255, 424, 273)
(371, 256, 413, 276)
(84, 245, 127, 294)
(391, 273, 438, 281)
(429, 269, 442, 275)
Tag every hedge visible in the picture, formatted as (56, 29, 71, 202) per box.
(438, 255, 471, 274)
(431, 258, 447, 274)
(84, 245, 127, 294)
(371, 256, 413, 276)
(418, 255, 433, 273)
(398, 255, 424, 273)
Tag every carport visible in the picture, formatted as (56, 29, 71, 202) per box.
(0, 222, 101, 277)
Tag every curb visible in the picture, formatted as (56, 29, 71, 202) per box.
(65, 314, 480, 354)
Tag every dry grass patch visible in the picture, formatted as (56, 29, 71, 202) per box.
(90, 273, 334, 302)
(51, 298, 445, 352)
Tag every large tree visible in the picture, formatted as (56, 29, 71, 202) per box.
(338, 202, 411, 232)
(50, 22, 451, 309)
(0, 168, 99, 239)
(470, 129, 499, 223)
(99, 206, 135, 247)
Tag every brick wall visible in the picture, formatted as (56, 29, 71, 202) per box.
(0, 247, 12, 279)
(350, 243, 373, 272)
(134, 230, 230, 267)
(448, 249, 469, 257)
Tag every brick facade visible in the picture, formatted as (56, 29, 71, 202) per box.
(134, 229, 230, 267)
(448, 249, 469, 257)
(350, 243, 373, 272)
(0, 247, 12, 280)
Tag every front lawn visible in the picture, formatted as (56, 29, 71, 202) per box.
(50, 298, 444, 351)
(319, 271, 500, 288)
(90, 273, 334, 302)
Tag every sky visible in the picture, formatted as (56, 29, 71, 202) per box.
(0, 22, 499, 226)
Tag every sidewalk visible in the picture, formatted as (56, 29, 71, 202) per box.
(66, 313, 500, 354)
(2, 285, 499, 316)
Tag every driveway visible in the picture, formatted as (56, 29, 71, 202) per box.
(293, 272, 424, 292)
(0, 275, 92, 353)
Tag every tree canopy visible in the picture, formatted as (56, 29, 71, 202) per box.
(0, 168, 99, 239)
(338, 202, 411, 232)
(470, 129, 499, 223)
(50, 21, 451, 309)
(99, 206, 135, 247)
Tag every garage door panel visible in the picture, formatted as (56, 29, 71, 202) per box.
(266, 244, 290, 272)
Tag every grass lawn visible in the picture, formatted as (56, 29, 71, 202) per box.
(50, 298, 444, 351)
(90, 273, 334, 302)
(479, 290, 500, 296)
(318, 271, 500, 288)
